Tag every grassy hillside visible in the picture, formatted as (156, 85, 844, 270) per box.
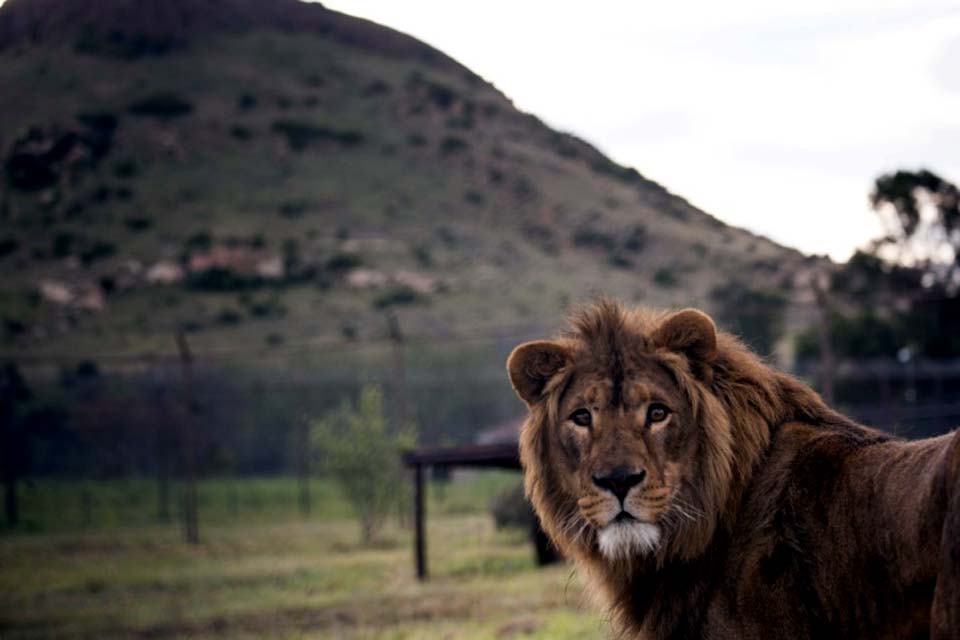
(0, 0, 808, 362)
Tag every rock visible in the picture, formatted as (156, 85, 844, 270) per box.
(346, 268, 388, 289)
(256, 256, 284, 279)
(145, 260, 185, 285)
(38, 279, 74, 305)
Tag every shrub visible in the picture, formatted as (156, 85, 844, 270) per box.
(186, 268, 253, 292)
(362, 80, 391, 97)
(653, 267, 678, 288)
(406, 133, 428, 147)
(75, 32, 176, 60)
(464, 190, 485, 206)
(124, 216, 152, 231)
(278, 201, 309, 218)
(265, 333, 285, 346)
(237, 93, 258, 111)
(439, 136, 468, 155)
(373, 285, 424, 309)
(608, 253, 633, 269)
(311, 386, 416, 544)
(326, 252, 362, 271)
(186, 231, 212, 250)
(216, 308, 243, 325)
(490, 484, 534, 530)
(623, 224, 647, 252)
(80, 240, 115, 265)
(412, 245, 433, 268)
(0, 236, 19, 259)
(113, 159, 139, 179)
(572, 228, 617, 252)
(271, 120, 364, 151)
(229, 125, 254, 141)
(52, 232, 75, 258)
(127, 93, 194, 119)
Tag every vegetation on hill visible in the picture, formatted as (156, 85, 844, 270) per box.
(0, 0, 805, 364)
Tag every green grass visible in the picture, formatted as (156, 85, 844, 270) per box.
(0, 475, 606, 639)
(8, 474, 524, 534)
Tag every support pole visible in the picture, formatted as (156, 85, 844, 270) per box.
(175, 332, 199, 545)
(812, 272, 835, 404)
(387, 312, 408, 432)
(414, 463, 427, 580)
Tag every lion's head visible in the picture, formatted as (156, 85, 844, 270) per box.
(507, 301, 778, 569)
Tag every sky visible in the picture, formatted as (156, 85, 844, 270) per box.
(322, 1, 960, 261)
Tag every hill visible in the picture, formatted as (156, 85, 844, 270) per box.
(0, 0, 810, 362)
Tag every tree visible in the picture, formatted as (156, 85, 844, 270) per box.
(311, 386, 415, 544)
(870, 169, 960, 288)
(709, 282, 787, 356)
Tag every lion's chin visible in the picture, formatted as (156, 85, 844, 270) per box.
(597, 520, 661, 560)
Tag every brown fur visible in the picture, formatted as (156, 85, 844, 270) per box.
(507, 300, 960, 639)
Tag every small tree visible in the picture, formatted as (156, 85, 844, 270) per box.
(311, 386, 415, 544)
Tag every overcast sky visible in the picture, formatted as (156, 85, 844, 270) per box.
(323, 1, 960, 261)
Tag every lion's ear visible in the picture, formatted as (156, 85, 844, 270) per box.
(507, 341, 569, 405)
(654, 309, 717, 364)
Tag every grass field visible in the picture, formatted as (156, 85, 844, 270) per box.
(0, 475, 607, 639)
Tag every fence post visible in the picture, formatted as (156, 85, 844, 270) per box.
(812, 272, 835, 404)
(414, 463, 427, 580)
(387, 312, 409, 432)
(175, 332, 199, 545)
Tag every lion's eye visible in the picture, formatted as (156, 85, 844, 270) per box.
(647, 403, 670, 424)
(569, 409, 592, 428)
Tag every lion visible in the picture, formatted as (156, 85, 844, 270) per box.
(506, 300, 960, 639)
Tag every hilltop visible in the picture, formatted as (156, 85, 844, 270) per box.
(0, 0, 810, 361)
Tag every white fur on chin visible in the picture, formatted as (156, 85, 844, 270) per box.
(597, 521, 661, 560)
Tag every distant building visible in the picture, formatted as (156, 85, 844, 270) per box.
(475, 416, 524, 445)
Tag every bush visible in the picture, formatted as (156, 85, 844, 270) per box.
(439, 136, 468, 155)
(373, 285, 424, 309)
(271, 120, 364, 151)
(229, 125, 254, 141)
(186, 268, 255, 292)
(406, 133, 428, 147)
(653, 267, 678, 288)
(311, 386, 416, 544)
(464, 190, 485, 206)
(412, 245, 433, 268)
(75, 32, 176, 60)
(608, 253, 633, 269)
(237, 93, 258, 111)
(216, 308, 243, 326)
(623, 224, 647, 252)
(52, 232, 75, 258)
(490, 484, 534, 530)
(186, 231, 213, 250)
(572, 228, 617, 252)
(278, 201, 309, 218)
(124, 216, 152, 231)
(326, 252, 363, 271)
(113, 159, 139, 179)
(127, 93, 194, 119)
(0, 236, 19, 259)
(80, 241, 115, 265)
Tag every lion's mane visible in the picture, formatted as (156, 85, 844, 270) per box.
(517, 300, 891, 635)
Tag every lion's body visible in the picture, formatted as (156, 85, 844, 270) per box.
(507, 301, 960, 639)
(616, 423, 955, 639)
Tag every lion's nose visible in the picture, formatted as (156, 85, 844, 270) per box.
(592, 467, 647, 503)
